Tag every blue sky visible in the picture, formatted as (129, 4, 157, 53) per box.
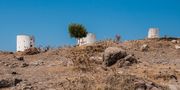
(0, 0, 180, 51)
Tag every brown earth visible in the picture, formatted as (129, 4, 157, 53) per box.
(0, 38, 180, 90)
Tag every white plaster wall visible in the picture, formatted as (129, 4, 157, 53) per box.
(16, 35, 35, 51)
(148, 28, 159, 38)
(78, 33, 96, 46)
(84, 33, 96, 44)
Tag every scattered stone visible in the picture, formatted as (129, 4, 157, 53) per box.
(124, 54, 138, 63)
(156, 69, 177, 81)
(151, 87, 159, 90)
(11, 72, 18, 75)
(118, 54, 138, 68)
(175, 45, 180, 50)
(22, 85, 34, 90)
(4, 63, 10, 66)
(3, 62, 19, 68)
(9, 63, 19, 68)
(171, 40, 178, 44)
(140, 44, 149, 51)
(168, 84, 180, 90)
(178, 40, 180, 43)
(16, 56, 24, 61)
(105, 74, 165, 90)
(145, 82, 154, 90)
(14, 81, 35, 90)
(101, 66, 108, 71)
(23, 47, 40, 55)
(135, 80, 164, 90)
(14, 79, 22, 86)
(135, 83, 146, 90)
(21, 63, 29, 68)
(0, 79, 12, 88)
(30, 60, 44, 66)
(103, 47, 127, 66)
(0, 51, 13, 54)
(10, 52, 14, 54)
(59, 57, 73, 67)
(89, 56, 103, 64)
(0, 78, 22, 88)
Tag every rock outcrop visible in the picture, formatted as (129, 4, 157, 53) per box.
(103, 47, 127, 66)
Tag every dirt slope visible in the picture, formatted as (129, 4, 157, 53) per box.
(0, 38, 180, 90)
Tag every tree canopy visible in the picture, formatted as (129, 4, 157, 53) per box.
(68, 23, 88, 39)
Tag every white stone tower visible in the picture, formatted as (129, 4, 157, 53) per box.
(78, 33, 96, 46)
(16, 35, 35, 52)
(148, 28, 159, 38)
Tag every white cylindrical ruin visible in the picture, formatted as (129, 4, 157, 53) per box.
(16, 35, 35, 52)
(84, 33, 96, 44)
(148, 28, 159, 38)
(78, 33, 96, 46)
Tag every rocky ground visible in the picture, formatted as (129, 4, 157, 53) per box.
(0, 38, 180, 90)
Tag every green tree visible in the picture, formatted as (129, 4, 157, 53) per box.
(68, 23, 88, 45)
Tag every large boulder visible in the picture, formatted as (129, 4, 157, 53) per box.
(118, 54, 138, 68)
(103, 47, 127, 66)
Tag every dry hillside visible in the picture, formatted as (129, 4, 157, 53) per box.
(0, 38, 180, 90)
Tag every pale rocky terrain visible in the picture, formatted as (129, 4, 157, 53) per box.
(0, 38, 180, 90)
